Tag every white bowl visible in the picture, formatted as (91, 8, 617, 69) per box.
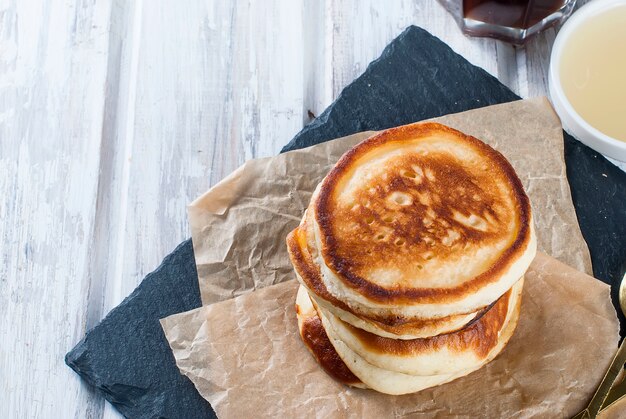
(549, 0, 626, 162)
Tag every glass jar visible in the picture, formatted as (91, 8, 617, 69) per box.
(439, 0, 577, 44)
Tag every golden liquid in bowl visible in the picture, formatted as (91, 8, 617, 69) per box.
(559, 5, 626, 142)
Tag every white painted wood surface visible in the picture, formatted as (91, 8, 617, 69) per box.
(1, 1, 623, 418)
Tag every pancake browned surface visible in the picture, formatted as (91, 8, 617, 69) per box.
(295, 285, 365, 388)
(288, 121, 535, 395)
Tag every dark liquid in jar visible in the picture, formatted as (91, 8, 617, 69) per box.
(463, 0, 566, 29)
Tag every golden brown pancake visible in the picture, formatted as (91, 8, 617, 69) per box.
(307, 122, 535, 318)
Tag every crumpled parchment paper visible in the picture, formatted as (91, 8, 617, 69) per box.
(161, 253, 618, 418)
(160, 98, 619, 417)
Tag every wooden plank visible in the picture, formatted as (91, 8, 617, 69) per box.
(0, 0, 112, 417)
(302, 0, 333, 121)
(88, 2, 142, 417)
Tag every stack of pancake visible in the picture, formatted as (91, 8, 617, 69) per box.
(287, 122, 537, 395)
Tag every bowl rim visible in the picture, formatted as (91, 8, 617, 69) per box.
(549, 0, 626, 155)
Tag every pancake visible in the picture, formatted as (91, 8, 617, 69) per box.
(287, 209, 483, 339)
(320, 278, 523, 376)
(318, 280, 523, 395)
(310, 122, 536, 318)
(295, 285, 366, 388)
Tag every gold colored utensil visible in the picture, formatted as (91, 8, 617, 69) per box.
(572, 272, 626, 418)
(601, 372, 626, 412)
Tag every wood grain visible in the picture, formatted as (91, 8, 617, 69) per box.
(1, 1, 623, 418)
(0, 0, 111, 417)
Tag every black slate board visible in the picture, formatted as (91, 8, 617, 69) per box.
(66, 26, 626, 418)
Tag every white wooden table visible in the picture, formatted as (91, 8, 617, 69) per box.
(2, 1, 624, 417)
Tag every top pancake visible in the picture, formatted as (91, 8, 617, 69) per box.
(313, 122, 535, 309)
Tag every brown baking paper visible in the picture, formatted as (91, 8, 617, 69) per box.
(160, 98, 620, 416)
(188, 97, 591, 306)
(161, 253, 619, 418)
